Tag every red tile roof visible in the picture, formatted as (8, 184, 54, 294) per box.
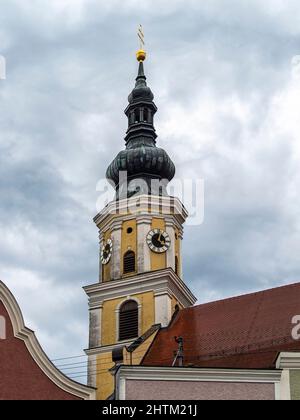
(142, 282, 300, 369)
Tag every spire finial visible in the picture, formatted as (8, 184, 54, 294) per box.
(105, 36, 176, 196)
(136, 24, 146, 62)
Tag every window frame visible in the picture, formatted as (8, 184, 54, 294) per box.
(123, 250, 136, 275)
(115, 297, 141, 343)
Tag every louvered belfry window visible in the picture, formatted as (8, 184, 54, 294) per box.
(123, 251, 136, 274)
(119, 300, 139, 341)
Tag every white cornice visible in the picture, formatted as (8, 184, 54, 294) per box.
(116, 366, 282, 400)
(0, 280, 96, 400)
(276, 352, 300, 369)
(94, 195, 188, 229)
(85, 340, 134, 356)
(84, 268, 197, 309)
(117, 366, 282, 383)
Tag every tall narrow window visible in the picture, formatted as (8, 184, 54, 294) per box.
(0, 316, 6, 340)
(123, 251, 136, 274)
(143, 108, 148, 122)
(119, 300, 138, 341)
(130, 111, 135, 126)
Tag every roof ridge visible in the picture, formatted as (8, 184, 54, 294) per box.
(182, 280, 300, 311)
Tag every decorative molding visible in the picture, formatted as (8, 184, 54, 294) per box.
(98, 231, 104, 282)
(136, 216, 154, 225)
(110, 221, 124, 232)
(276, 352, 300, 369)
(85, 341, 134, 356)
(111, 227, 122, 280)
(118, 365, 282, 383)
(96, 214, 136, 234)
(116, 366, 282, 400)
(94, 195, 188, 230)
(84, 268, 197, 310)
(164, 216, 184, 236)
(0, 280, 96, 400)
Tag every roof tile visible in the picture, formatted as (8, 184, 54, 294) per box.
(142, 282, 300, 368)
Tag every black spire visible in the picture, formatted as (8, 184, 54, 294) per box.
(106, 55, 175, 199)
(125, 60, 157, 148)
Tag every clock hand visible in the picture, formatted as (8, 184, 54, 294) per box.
(158, 233, 165, 246)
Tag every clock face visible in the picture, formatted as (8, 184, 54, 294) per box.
(101, 239, 113, 265)
(146, 229, 171, 253)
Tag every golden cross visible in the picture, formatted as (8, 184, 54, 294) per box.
(138, 24, 145, 50)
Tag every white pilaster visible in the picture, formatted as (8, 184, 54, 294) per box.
(137, 217, 152, 273)
(118, 377, 126, 400)
(98, 231, 104, 282)
(178, 231, 183, 278)
(89, 306, 102, 348)
(165, 222, 176, 271)
(87, 354, 97, 388)
(0, 315, 6, 340)
(111, 222, 122, 280)
(154, 292, 172, 327)
(279, 370, 291, 400)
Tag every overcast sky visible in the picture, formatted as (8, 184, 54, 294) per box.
(1, 0, 300, 374)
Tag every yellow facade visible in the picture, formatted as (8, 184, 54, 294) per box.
(96, 330, 159, 400)
(121, 219, 137, 277)
(96, 352, 115, 400)
(93, 209, 185, 399)
(101, 215, 180, 281)
(101, 291, 155, 346)
(96, 289, 156, 399)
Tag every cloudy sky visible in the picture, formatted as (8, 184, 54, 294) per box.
(1, 0, 300, 377)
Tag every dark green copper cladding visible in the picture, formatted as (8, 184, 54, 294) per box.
(106, 61, 175, 198)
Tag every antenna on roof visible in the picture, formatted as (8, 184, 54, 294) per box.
(172, 336, 184, 367)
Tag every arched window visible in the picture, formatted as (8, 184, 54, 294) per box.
(130, 111, 135, 126)
(0, 316, 6, 340)
(149, 109, 153, 124)
(175, 256, 179, 275)
(119, 300, 138, 341)
(134, 109, 139, 123)
(123, 251, 136, 274)
(143, 108, 148, 122)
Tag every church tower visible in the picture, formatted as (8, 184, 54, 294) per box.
(84, 42, 196, 400)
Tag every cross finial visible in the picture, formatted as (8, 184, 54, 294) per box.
(136, 25, 146, 62)
(138, 24, 145, 50)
